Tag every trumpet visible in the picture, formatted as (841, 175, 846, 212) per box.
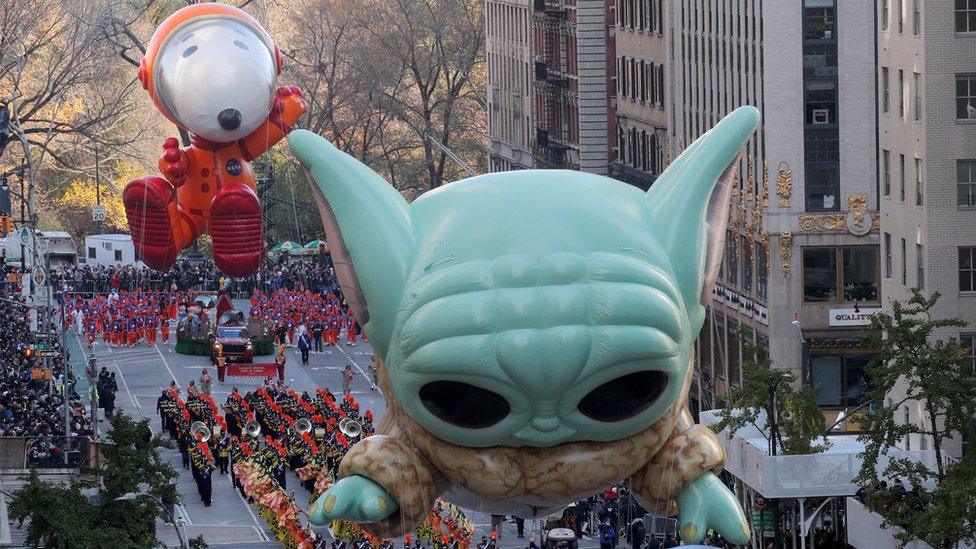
(338, 417, 362, 439)
(244, 420, 261, 438)
(294, 418, 313, 435)
(190, 421, 211, 443)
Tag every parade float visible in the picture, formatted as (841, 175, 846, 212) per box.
(175, 291, 275, 357)
(122, 3, 306, 277)
(291, 107, 761, 545)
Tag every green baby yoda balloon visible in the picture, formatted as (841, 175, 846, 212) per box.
(291, 106, 759, 545)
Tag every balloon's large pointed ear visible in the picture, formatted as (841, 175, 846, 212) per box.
(288, 130, 415, 357)
(646, 106, 759, 319)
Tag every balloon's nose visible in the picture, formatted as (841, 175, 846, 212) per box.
(218, 108, 242, 131)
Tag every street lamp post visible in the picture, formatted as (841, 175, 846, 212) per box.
(116, 491, 189, 549)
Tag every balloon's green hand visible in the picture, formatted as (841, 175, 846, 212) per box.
(677, 471, 751, 545)
(307, 475, 398, 525)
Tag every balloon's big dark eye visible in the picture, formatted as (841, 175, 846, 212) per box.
(419, 381, 510, 429)
(182, 46, 198, 58)
(578, 371, 668, 422)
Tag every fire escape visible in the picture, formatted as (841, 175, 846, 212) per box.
(532, 0, 575, 169)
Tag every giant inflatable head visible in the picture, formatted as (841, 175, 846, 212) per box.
(292, 107, 759, 545)
(293, 108, 756, 448)
(138, 3, 282, 142)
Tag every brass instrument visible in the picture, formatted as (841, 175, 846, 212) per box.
(190, 421, 211, 443)
(294, 418, 312, 435)
(338, 417, 362, 439)
(244, 420, 261, 438)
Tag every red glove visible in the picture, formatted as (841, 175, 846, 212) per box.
(158, 137, 190, 187)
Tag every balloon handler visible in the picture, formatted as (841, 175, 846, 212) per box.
(291, 107, 761, 545)
(123, 3, 306, 277)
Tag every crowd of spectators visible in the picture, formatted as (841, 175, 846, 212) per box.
(50, 257, 338, 297)
(855, 478, 928, 528)
(0, 290, 93, 467)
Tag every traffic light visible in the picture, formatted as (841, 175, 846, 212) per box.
(0, 216, 12, 236)
(24, 346, 32, 358)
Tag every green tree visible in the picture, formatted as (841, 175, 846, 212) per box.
(10, 413, 180, 548)
(855, 290, 976, 548)
(714, 332, 830, 456)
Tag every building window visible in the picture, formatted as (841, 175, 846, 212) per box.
(899, 154, 906, 202)
(803, 1, 839, 212)
(802, 246, 879, 303)
(114, 249, 123, 262)
(882, 0, 889, 30)
(883, 150, 891, 196)
(915, 157, 923, 205)
(917, 243, 924, 289)
(913, 0, 920, 34)
(897, 0, 904, 33)
(961, 247, 976, 291)
(725, 231, 738, 286)
(957, 74, 976, 120)
(957, 0, 976, 33)
(87, 247, 96, 259)
(699, 314, 713, 379)
(898, 69, 905, 118)
(885, 232, 893, 278)
(742, 235, 753, 293)
(961, 334, 976, 369)
(901, 237, 907, 285)
(657, 64, 665, 108)
(845, 247, 880, 301)
(811, 354, 874, 406)
(958, 160, 976, 207)
(727, 319, 740, 387)
(882, 67, 890, 113)
(757, 242, 768, 301)
(913, 72, 922, 120)
(617, 126, 626, 161)
(803, 248, 837, 302)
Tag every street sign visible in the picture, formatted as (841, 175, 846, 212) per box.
(37, 349, 60, 358)
(91, 204, 106, 222)
(19, 227, 29, 244)
(33, 332, 57, 339)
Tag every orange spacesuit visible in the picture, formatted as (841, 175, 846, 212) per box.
(123, 3, 306, 276)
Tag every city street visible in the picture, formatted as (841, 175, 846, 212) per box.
(65, 301, 601, 548)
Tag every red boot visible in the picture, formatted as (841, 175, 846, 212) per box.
(123, 176, 181, 271)
(210, 184, 263, 277)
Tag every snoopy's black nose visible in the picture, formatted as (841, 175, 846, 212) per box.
(218, 108, 242, 131)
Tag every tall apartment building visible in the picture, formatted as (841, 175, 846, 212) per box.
(878, 1, 976, 459)
(611, 0, 668, 189)
(486, 0, 535, 171)
(486, 0, 616, 174)
(670, 0, 881, 425)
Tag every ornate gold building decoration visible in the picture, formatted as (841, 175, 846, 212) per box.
(798, 214, 846, 232)
(745, 156, 755, 203)
(776, 165, 792, 208)
(761, 161, 770, 209)
(664, 135, 671, 166)
(795, 193, 876, 235)
(779, 232, 793, 277)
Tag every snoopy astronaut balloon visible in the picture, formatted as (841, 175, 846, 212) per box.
(124, 4, 306, 276)
(292, 107, 759, 545)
